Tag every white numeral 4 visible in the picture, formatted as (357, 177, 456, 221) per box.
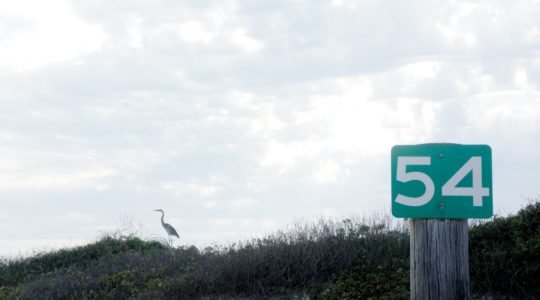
(441, 156, 489, 207)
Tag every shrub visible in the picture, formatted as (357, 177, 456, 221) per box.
(1, 201, 539, 299)
(469, 201, 540, 298)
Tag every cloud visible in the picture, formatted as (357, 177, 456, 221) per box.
(464, 91, 540, 135)
(0, 0, 105, 71)
(62, 212, 97, 223)
(1, 0, 540, 256)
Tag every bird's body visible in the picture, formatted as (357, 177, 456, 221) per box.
(154, 209, 179, 246)
(162, 222, 179, 239)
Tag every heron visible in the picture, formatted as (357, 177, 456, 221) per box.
(154, 209, 179, 246)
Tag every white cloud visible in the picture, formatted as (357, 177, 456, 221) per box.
(0, 168, 115, 190)
(62, 212, 96, 223)
(398, 61, 442, 94)
(464, 92, 540, 133)
(513, 68, 534, 90)
(161, 181, 220, 198)
(1, 0, 540, 256)
(230, 197, 257, 208)
(176, 21, 215, 44)
(229, 28, 264, 53)
(311, 159, 347, 185)
(260, 139, 321, 172)
(0, 0, 105, 71)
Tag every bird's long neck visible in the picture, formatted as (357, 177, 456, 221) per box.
(160, 211, 165, 226)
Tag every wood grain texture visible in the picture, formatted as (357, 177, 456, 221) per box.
(410, 219, 470, 300)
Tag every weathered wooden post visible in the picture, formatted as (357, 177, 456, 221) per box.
(410, 219, 469, 299)
(391, 144, 493, 300)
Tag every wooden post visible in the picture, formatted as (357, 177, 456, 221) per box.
(410, 219, 470, 300)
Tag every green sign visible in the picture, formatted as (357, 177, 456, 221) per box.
(391, 144, 493, 219)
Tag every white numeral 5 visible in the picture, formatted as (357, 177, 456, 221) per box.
(395, 157, 434, 206)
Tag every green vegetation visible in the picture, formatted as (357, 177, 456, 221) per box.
(1, 201, 539, 299)
(469, 200, 540, 298)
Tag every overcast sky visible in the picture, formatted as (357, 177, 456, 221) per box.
(1, 0, 540, 257)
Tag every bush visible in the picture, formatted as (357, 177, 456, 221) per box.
(469, 201, 540, 298)
(0, 217, 409, 299)
(309, 265, 409, 300)
(1, 201, 539, 299)
(163, 216, 409, 298)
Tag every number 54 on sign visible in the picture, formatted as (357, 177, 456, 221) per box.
(391, 144, 493, 219)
